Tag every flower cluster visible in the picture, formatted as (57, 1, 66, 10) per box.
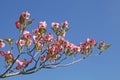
(38, 21, 47, 29)
(52, 21, 69, 37)
(15, 11, 30, 30)
(32, 21, 54, 51)
(79, 38, 96, 55)
(40, 37, 96, 61)
(0, 11, 111, 77)
(0, 51, 14, 64)
(16, 31, 32, 48)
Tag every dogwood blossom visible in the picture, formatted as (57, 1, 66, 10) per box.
(23, 31, 32, 39)
(0, 39, 5, 48)
(16, 39, 26, 47)
(62, 21, 68, 28)
(21, 11, 30, 20)
(16, 59, 32, 70)
(15, 20, 21, 29)
(0, 51, 14, 64)
(52, 22, 60, 29)
(38, 21, 47, 29)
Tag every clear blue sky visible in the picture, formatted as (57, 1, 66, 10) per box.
(0, 0, 119, 80)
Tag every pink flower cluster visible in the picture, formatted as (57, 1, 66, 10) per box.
(0, 51, 14, 64)
(33, 34, 53, 51)
(0, 11, 110, 72)
(15, 11, 30, 29)
(0, 50, 32, 70)
(79, 38, 96, 55)
(52, 21, 69, 37)
(38, 21, 47, 29)
(40, 37, 81, 61)
(16, 31, 32, 48)
(32, 22, 53, 51)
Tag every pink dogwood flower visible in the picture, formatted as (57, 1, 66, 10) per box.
(0, 39, 5, 48)
(0, 51, 14, 64)
(52, 22, 60, 28)
(98, 41, 105, 51)
(33, 29, 40, 36)
(86, 38, 96, 45)
(15, 20, 21, 29)
(45, 33, 53, 41)
(35, 42, 43, 51)
(62, 21, 68, 28)
(73, 46, 82, 53)
(16, 39, 26, 47)
(5, 51, 14, 62)
(78, 38, 97, 55)
(99, 41, 105, 46)
(18, 11, 30, 27)
(16, 59, 32, 70)
(21, 11, 30, 20)
(26, 39, 32, 48)
(23, 31, 32, 39)
(38, 21, 47, 29)
(0, 51, 5, 56)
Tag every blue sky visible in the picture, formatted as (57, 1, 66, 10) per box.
(0, 0, 119, 80)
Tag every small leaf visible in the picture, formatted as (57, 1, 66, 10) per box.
(4, 38, 13, 45)
(55, 54, 61, 60)
(98, 46, 103, 51)
(7, 59, 13, 64)
(65, 27, 70, 32)
(19, 47, 24, 53)
(65, 50, 74, 56)
(56, 31, 61, 36)
(26, 19, 34, 26)
(57, 29, 65, 36)
(52, 27, 59, 33)
(103, 44, 112, 51)
(40, 28, 46, 34)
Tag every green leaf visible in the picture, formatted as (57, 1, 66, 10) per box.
(35, 45, 43, 51)
(26, 19, 34, 26)
(98, 46, 103, 51)
(56, 31, 61, 36)
(4, 38, 13, 45)
(103, 44, 112, 51)
(19, 16, 25, 25)
(55, 54, 61, 60)
(65, 50, 74, 56)
(40, 28, 46, 34)
(7, 59, 13, 64)
(65, 27, 70, 32)
(19, 47, 24, 53)
(52, 27, 59, 33)
(57, 29, 65, 36)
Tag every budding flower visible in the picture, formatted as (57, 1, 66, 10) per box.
(0, 39, 5, 48)
(52, 22, 60, 29)
(100, 41, 105, 46)
(98, 41, 105, 51)
(15, 20, 21, 29)
(38, 21, 47, 29)
(21, 11, 30, 20)
(62, 21, 68, 28)
(23, 31, 32, 39)
(19, 11, 30, 27)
